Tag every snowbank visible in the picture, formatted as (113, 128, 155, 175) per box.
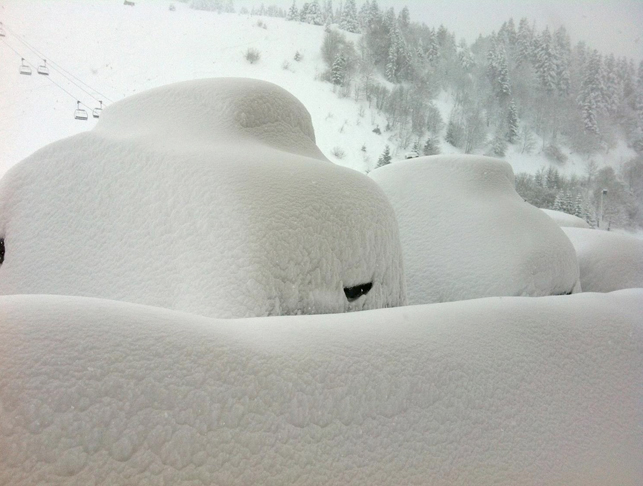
(0, 78, 406, 318)
(541, 208, 591, 228)
(1, 292, 642, 485)
(369, 155, 580, 304)
(563, 227, 643, 292)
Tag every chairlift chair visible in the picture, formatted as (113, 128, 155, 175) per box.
(74, 101, 88, 121)
(92, 100, 103, 118)
(37, 59, 49, 75)
(19, 58, 32, 76)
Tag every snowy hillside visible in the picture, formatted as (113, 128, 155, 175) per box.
(0, 0, 637, 179)
(0, 0, 379, 175)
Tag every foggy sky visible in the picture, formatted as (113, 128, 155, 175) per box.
(402, 0, 643, 61)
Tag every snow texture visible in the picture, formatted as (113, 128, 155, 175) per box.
(541, 208, 591, 228)
(563, 227, 643, 292)
(1, 292, 642, 485)
(369, 155, 580, 305)
(0, 78, 406, 318)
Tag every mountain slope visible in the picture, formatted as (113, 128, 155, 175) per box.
(0, 0, 636, 177)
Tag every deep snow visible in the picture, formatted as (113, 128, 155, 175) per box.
(370, 155, 581, 305)
(563, 227, 643, 292)
(0, 78, 406, 318)
(1, 292, 642, 485)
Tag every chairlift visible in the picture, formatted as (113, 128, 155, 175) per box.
(92, 100, 103, 118)
(0, 23, 5, 37)
(37, 59, 49, 75)
(74, 101, 88, 121)
(19, 58, 32, 76)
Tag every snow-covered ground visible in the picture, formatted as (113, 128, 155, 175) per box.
(0, 0, 636, 177)
(2, 291, 642, 485)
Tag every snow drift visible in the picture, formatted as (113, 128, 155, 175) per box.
(563, 228, 643, 292)
(541, 209, 591, 228)
(1, 292, 642, 485)
(0, 78, 406, 318)
(369, 155, 580, 305)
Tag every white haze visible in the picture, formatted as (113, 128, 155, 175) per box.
(254, 0, 643, 60)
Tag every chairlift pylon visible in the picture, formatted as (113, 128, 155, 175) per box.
(92, 100, 103, 118)
(0, 22, 5, 37)
(37, 59, 49, 75)
(19, 58, 32, 76)
(74, 101, 88, 121)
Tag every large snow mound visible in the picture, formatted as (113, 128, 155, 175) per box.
(563, 228, 643, 292)
(1, 292, 642, 485)
(541, 208, 591, 228)
(0, 78, 406, 318)
(369, 155, 580, 304)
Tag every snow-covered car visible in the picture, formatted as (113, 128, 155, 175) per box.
(0, 78, 406, 318)
(541, 208, 591, 228)
(562, 227, 643, 292)
(370, 155, 581, 304)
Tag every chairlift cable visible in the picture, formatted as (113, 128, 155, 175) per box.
(4, 24, 114, 103)
(1, 39, 91, 109)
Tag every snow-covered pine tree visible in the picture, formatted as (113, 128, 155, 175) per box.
(552, 191, 564, 211)
(299, 2, 310, 22)
(515, 18, 533, 67)
(436, 24, 449, 48)
(331, 54, 347, 85)
(377, 145, 392, 167)
(357, 0, 370, 30)
(562, 190, 574, 214)
(617, 56, 634, 103)
(458, 41, 475, 71)
(339, 0, 359, 33)
(506, 100, 519, 143)
(305, 0, 323, 25)
(323, 0, 333, 23)
(573, 193, 584, 218)
(603, 54, 622, 116)
(423, 136, 440, 155)
(397, 6, 410, 29)
(578, 49, 605, 136)
(286, 0, 298, 21)
(491, 133, 507, 157)
(487, 37, 511, 100)
(425, 28, 438, 65)
(545, 166, 561, 189)
(498, 18, 516, 46)
(534, 27, 557, 93)
(637, 60, 643, 127)
(553, 26, 571, 96)
(445, 118, 461, 147)
(385, 34, 399, 81)
(385, 26, 411, 82)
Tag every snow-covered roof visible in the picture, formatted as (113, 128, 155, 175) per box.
(541, 208, 591, 228)
(1, 291, 642, 484)
(370, 155, 580, 304)
(0, 78, 406, 318)
(563, 227, 643, 292)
